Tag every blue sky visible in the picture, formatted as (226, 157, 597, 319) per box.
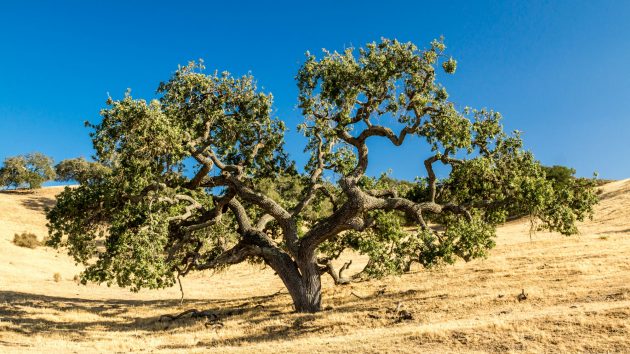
(1, 0, 629, 180)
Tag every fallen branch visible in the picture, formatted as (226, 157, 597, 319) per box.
(159, 303, 265, 324)
(159, 309, 217, 322)
(317, 257, 355, 285)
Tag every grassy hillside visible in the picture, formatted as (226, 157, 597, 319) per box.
(1, 181, 629, 353)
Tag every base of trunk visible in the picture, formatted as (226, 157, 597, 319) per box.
(293, 299, 321, 313)
(287, 274, 322, 313)
(267, 252, 323, 313)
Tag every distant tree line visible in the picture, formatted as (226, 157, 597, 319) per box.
(0, 153, 109, 189)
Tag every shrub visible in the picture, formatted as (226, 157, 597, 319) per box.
(53, 273, 62, 282)
(13, 232, 41, 248)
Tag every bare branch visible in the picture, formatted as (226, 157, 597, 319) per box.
(374, 195, 472, 223)
(187, 164, 211, 189)
(300, 203, 358, 252)
(318, 185, 338, 211)
(424, 155, 439, 203)
(199, 174, 230, 189)
(159, 194, 203, 221)
(292, 132, 326, 216)
(424, 153, 463, 203)
(255, 214, 275, 231)
(366, 189, 398, 198)
(226, 176, 299, 255)
(319, 258, 353, 285)
(180, 189, 235, 232)
(207, 149, 242, 174)
(195, 242, 263, 271)
(227, 199, 253, 231)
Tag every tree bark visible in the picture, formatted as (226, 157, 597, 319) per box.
(286, 274, 322, 313)
(260, 247, 322, 313)
(294, 260, 322, 312)
(275, 266, 322, 312)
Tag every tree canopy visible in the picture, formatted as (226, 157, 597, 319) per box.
(55, 157, 111, 185)
(46, 38, 598, 312)
(0, 153, 55, 189)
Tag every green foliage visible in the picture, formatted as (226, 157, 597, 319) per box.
(13, 232, 41, 249)
(299, 39, 598, 276)
(405, 140, 598, 237)
(320, 210, 421, 277)
(156, 62, 291, 178)
(46, 38, 598, 299)
(358, 172, 417, 198)
(47, 61, 291, 291)
(442, 57, 457, 74)
(543, 165, 576, 186)
(46, 180, 202, 290)
(412, 213, 496, 267)
(0, 153, 55, 189)
(537, 166, 599, 235)
(55, 157, 111, 184)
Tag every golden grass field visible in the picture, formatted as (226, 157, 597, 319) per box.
(1, 180, 629, 353)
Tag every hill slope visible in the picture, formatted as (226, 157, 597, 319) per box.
(1, 181, 629, 353)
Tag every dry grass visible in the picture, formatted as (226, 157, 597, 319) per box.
(1, 182, 629, 353)
(12, 232, 41, 249)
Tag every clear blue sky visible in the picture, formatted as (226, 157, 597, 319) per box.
(1, 0, 629, 180)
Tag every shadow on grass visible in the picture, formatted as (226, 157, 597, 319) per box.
(0, 284, 449, 346)
(0, 290, 290, 338)
(597, 182, 630, 201)
(0, 189, 35, 195)
(19, 196, 56, 212)
(0, 188, 56, 212)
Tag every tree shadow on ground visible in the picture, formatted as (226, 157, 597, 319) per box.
(19, 196, 56, 212)
(0, 290, 291, 339)
(0, 189, 34, 195)
(0, 285, 434, 346)
(161, 315, 334, 350)
(597, 185, 630, 201)
(597, 228, 630, 235)
(155, 287, 454, 350)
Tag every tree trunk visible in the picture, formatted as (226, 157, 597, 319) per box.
(264, 250, 322, 313)
(294, 263, 322, 312)
(281, 261, 321, 313)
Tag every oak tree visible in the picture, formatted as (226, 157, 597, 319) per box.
(55, 157, 111, 185)
(0, 153, 55, 189)
(46, 39, 597, 312)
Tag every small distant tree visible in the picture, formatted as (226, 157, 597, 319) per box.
(542, 165, 578, 188)
(55, 157, 111, 184)
(47, 38, 597, 312)
(0, 153, 55, 189)
(0, 156, 27, 188)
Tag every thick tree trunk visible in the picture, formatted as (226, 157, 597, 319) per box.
(294, 263, 322, 312)
(263, 249, 322, 313)
(288, 281, 321, 312)
(282, 260, 322, 313)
